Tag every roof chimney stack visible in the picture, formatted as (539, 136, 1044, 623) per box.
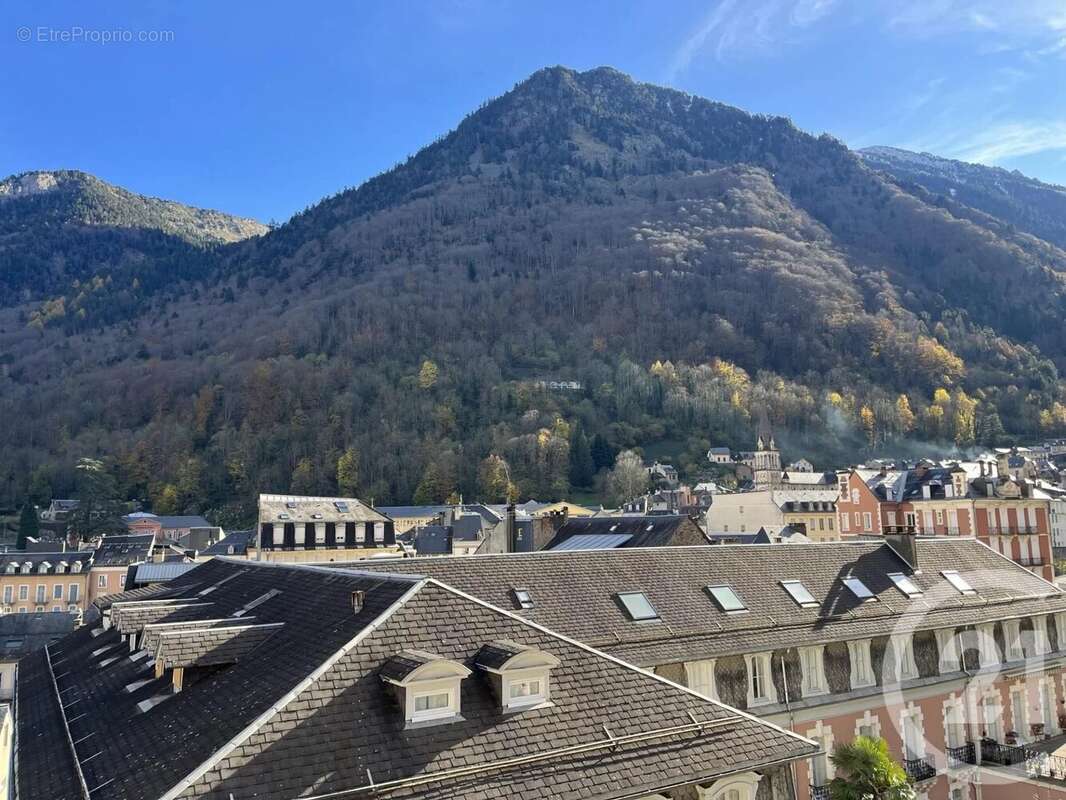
(351, 590, 366, 614)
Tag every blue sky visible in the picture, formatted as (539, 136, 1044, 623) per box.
(2, 0, 1064, 222)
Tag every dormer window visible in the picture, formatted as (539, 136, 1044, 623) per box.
(38, 562, 51, 574)
(380, 650, 471, 726)
(4, 563, 14, 574)
(20, 562, 31, 575)
(475, 640, 560, 712)
(71, 561, 83, 573)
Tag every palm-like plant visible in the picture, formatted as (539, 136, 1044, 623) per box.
(828, 736, 916, 800)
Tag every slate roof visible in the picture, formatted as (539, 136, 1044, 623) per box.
(414, 524, 452, 555)
(376, 505, 449, 519)
(92, 533, 154, 567)
(451, 513, 484, 541)
(18, 558, 817, 800)
(201, 528, 253, 556)
(0, 551, 93, 574)
(544, 515, 705, 550)
(0, 612, 76, 661)
(125, 514, 213, 529)
(259, 495, 390, 526)
(357, 539, 1066, 667)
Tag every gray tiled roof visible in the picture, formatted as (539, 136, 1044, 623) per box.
(544, 515, 703, 550)
(18, 559, 816, 800)
(92, 533, 154, 567)
(356, 539, 1066, 666)
(0, 612, 76, 661)
(0, 551, 93, 574)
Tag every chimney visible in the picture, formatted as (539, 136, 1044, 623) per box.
(506, 503, 517, 553)
(922, 485, 931, 499)
(351, 590, 365, 614)
(879, 466, 887, 478)
(883, 530, 920, 571)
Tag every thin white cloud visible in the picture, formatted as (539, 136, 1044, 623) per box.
(944, 121, 1066, 164)
(666, 0, 1066, 77)
(666, 0, 836, 79)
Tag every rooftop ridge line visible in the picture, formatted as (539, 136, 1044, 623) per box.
(214, 555, 424, 584)
(43, 643, 91, 800)
(156, 576, 430, 800)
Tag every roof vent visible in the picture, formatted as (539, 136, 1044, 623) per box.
(351, 590, 366, 614)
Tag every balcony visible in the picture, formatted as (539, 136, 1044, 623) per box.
(809, 785, 831, 800)
(946, 742, 976, 769)
(903, 757, 937, 782)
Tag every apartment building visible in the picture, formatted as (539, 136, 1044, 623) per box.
(87, 533, 154, 604)
(837, 463, 1054, 580)
(254, 493, 397, 561)
(17, 559, 818, 800)
(0, 552, 92, 616)
(363, 537, 1066, 800)
(707, 488, 839, 541)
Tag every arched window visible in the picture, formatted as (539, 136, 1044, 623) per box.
(698, 771, 762, 800)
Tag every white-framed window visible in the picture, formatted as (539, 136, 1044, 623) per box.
(982, 689, 1003, 741)
(936, 628, 961, 673)
(863, 512, 873, 530)
(887, 634, 919, 682)
(505, 676, 545, 707)
(855, 709, 882, 740)
(1003, 620, 1024, 662)
(411, 689, 455, 722)
(901, 705, 926, 760)
(976, 623, 1000, 668)
(69, 584, 80, 603)
(1009, 685, 1028, 739)
(936, 509, 945, 525)
(35, 585, 45, 604)
(1031, 616, 1052, 656)
(744, 652, 778, 707)
(684, 659, 718, 700)
(52, 584, 63, 600)
(98, 574, 108, 588)
(848, 639, 875, 688)
(374, 522, 384, 543)
(841, 514, 850, 532)
(799, 646, 828, 697)
(17, 585, 28, 602)
(2, 587, 11, 604)
(804, 722, 835, 789)
(51, 605, 61, 612)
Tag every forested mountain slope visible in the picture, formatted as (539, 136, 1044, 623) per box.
(859, 146, 1066, 250)
(2, 67, 1065, 524)
(0, 170, 267, 309)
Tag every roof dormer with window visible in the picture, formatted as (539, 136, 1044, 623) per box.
(380, 650, 471, 727)
(474, 639, 560, 712)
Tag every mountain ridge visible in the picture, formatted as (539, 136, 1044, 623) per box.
(2, 66, 1065, 522)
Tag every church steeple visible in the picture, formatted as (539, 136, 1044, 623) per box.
(753, 410, 781, 489)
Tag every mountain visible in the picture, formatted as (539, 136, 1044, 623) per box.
(2, 66, 1066, 524)
(859, 146, 1066, 249)
(0, 170, 266, 309)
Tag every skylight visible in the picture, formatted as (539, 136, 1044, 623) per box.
(285, 501, 297, 509)
(334, 501, 349, 512)
(706, 585, 747, 613)
(231, 589, 282, 618)
(888, 573, 923, 598)
(781, 580, 819, 608)
(843, 577, 876, 601)
(942, 570, 976, 596)
(511, 588, 534, 610)
(616, 592, 660, 622)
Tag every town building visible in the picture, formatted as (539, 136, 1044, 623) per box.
(123, 513, 219, 545)
(376, 505, 450, 535)
(364, 536, 1066, 800)
(836, 462, 1055, 580)
(39, 499, 78, 522)
(0, 552, 92, 617)
(255, 493, 397, 561)
(16, 558, 817, 800)
(0, 611, 74, 700)
(707, 446, 733, 464)
(88, 533, 154, 604)
(706, 488, 839, 541)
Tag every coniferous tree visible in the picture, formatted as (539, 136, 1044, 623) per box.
(568, 427, 595, 488)
(17, 504, 38, 550)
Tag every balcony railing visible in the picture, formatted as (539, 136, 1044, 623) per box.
(947, 742, 976, 769)
(996, 526, 1040, 535)
(981, 738, 1066, 782)
(981, 739, 1030, 766)
(809, 785, 831, 800)
(903, 757, 937, 782)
